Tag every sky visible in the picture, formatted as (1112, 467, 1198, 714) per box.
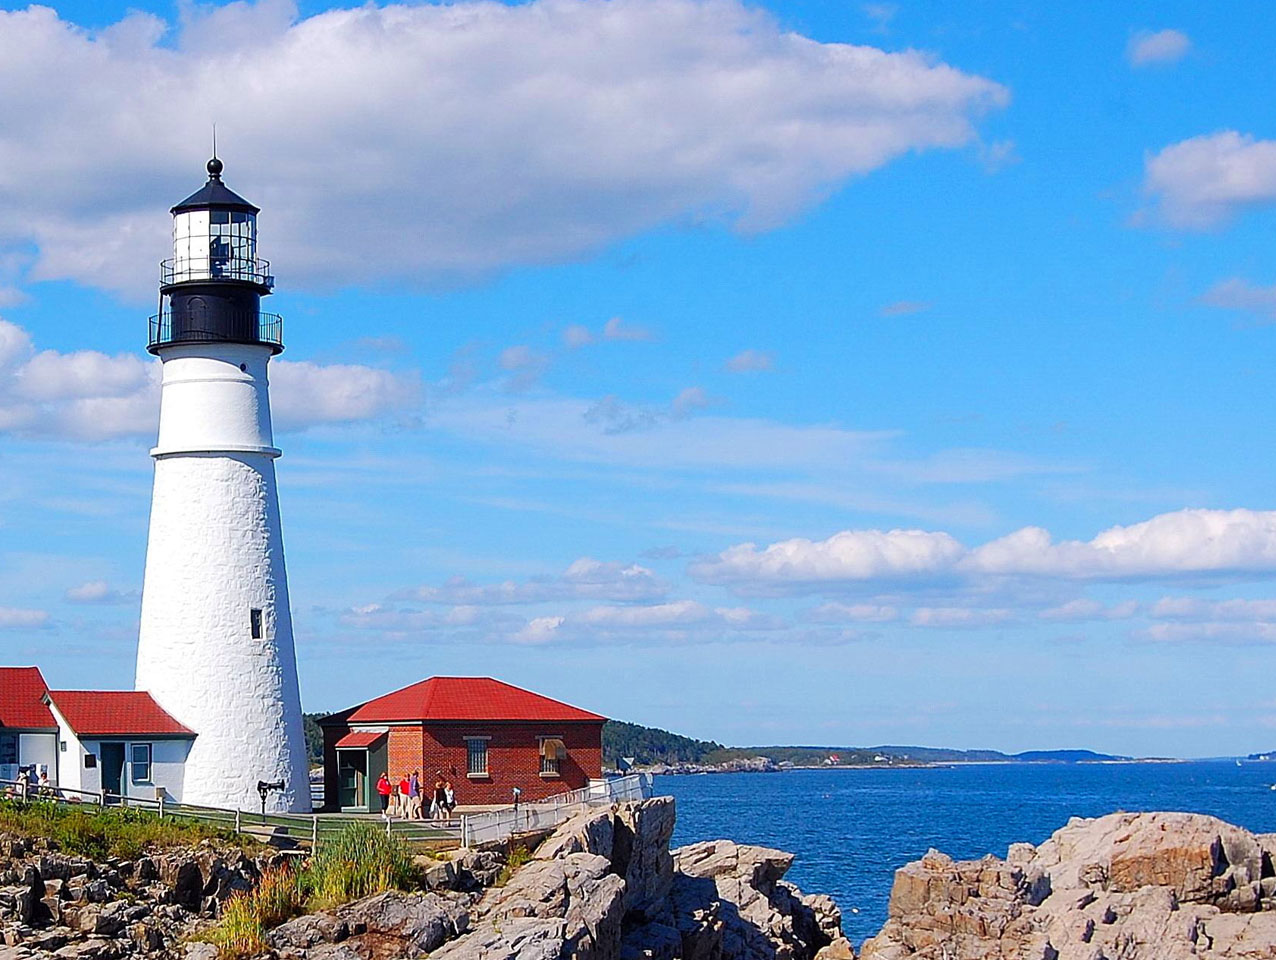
(3, 0, 1276, 758)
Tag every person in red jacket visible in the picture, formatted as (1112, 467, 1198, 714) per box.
(376, 772, 392, 817)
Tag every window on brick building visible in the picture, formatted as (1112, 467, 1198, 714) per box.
(540, 737, 564, 777)
(466, 738, 488, 777)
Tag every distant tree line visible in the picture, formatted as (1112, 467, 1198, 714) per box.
(602, 720, 723, 767)
(303, 713, 326, 765)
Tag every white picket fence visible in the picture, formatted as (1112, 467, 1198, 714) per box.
(460, 773, 653, 847)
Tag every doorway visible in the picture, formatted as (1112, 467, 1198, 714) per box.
(100, 742, 125, 798)
(337, 749, 367, 810)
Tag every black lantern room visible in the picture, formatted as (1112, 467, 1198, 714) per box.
(149, 158, 282, 355)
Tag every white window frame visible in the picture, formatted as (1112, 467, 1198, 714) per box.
(539, 735, 564, 778)
(465, 737, 490, 778)
(130, 743, 153, 784)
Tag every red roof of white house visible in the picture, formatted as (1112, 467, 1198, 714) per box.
(344, 677, 606, 724)
(46, 691, 195, 738)
(0, 667, 56, 730)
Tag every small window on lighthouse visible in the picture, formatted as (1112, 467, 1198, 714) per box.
(250, 608, 264, 639)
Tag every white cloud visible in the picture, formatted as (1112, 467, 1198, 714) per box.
(1199, 278, 1276, 320)
(880, 300, 931, 317)
(725, 350, 774, 373)
(497, 345, 550, 390)
(0, 1, 1007, 298)
(1127, 29, 1190, 67)
(0, 319, 416, 440)
(563, 325, 595, 349)
(579, 599, 712, 628)
(1038, 598, 1139, 621)
(691, 528, 966, 586)
(1143, 132, 1276, 228)
(65, 580, 135, 604)
(1135, 621, 1276, 645)
(602, 317, 654, 343)
(271, 361, 417, 430)
(910, 606, 1013, 628)
(805, 602, 899, 623)
(396, 557, 669, 605)
(692, 508, 1276, 590)
(1148, 596, 1276, 622)
(0, 607, 48, 628)
(969, 509, 1276, 578)
(512, 616, 566, 645)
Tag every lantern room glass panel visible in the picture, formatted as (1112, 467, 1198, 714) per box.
(170, 209, 257, 283)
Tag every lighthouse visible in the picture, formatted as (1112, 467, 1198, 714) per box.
(135, 158, 310, 813)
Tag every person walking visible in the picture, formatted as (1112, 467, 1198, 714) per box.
(397, 773, 411, 819)
(431, 775, 446, 819)
(443, 780, 456, 819)
(376, 772, 392, 818)
(409, 771, 422, 819)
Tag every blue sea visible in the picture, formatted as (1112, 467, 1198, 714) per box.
(655, 762, 1276, 945)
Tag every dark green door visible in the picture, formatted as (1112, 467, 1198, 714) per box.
(100, 743, 125, 797)
(337, 750, 367, 810)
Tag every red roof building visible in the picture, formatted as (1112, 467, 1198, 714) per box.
(44, 691, 195, 738)
(319, 677, 607, 811)
(0, 667, 56, 731)
(1, 668, 196, 803)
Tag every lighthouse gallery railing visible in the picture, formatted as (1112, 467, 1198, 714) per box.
(148, 311, 283, 352)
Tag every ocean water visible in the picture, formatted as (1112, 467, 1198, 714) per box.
(656, 762, 1276, 945)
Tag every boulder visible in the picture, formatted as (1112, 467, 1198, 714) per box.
(861, 811, 1276, 960)
(671, 840, 833, 960)
(436, 852, 626, 959)
(536, 809, 615, 862)
(614, 799, 676, 922)
(337, 889, 470, 951)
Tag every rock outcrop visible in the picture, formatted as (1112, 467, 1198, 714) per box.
(861, 811, 1276, 960)
(433, 797, 841, 960)
(0, 797, 839, 959)
(0, 834, 273, 958)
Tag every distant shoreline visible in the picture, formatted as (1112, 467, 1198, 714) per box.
(632, 756, 1201, 776)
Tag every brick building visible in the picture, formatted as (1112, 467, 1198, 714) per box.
(318, 677, 606, 811)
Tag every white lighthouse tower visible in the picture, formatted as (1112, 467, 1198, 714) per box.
(135, 158, 310, 813)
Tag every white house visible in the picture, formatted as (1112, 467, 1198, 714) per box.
(43, 690, 196, 802)
(0, 667, 59, 783)
(0, 666, 197, 803)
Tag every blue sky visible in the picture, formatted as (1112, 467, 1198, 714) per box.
(4, 0, 1276, 757)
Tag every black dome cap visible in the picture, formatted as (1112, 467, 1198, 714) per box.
(171, 157, 259, 215)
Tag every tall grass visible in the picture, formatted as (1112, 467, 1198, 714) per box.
(0, 799, 240, 860)
(201, 865, 304, 958)
(201, 822, 420, 953)
(302, 822, 418, 909)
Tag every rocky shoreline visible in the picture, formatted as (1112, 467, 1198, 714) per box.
(5, 803, 1276, 958)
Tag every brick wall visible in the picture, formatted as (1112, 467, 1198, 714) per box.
(322, 720, 604, 806)
(417, 721, 604, 804)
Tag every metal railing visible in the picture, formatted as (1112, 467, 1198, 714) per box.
(0, 778, 456, 848)
(148, 311, 283, 352)
(1, 772, 654, 851)
(460, 773, 653, 847)
(162, 257, 273, 288)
